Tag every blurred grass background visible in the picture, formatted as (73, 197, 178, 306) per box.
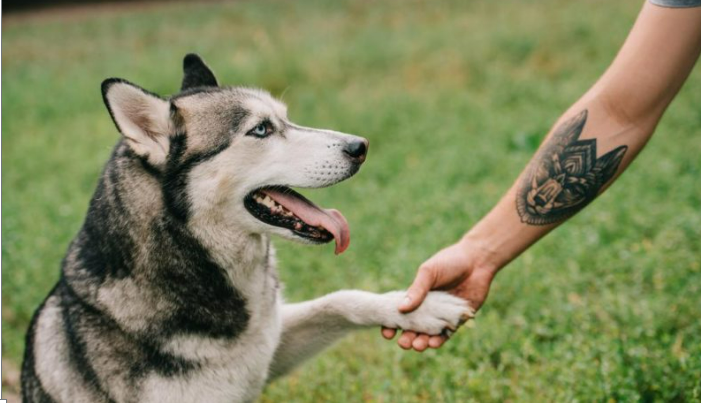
(3, 0, 701, 401)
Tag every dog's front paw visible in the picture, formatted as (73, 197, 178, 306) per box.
(387, 291, 474, 335)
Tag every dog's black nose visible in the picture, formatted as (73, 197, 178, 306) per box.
(344, 139, 369, 163)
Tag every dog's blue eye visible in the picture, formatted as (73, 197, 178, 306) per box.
(253, 124, 266, 135)
(248, 122, 272, 138)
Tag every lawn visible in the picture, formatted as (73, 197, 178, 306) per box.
(3, 0, 701, 401)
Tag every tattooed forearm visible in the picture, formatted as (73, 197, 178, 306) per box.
(516, 110, 628, 225)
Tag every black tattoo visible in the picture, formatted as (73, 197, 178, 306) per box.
(516, 110, 627, 225)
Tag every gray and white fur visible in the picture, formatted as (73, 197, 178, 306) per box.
(21, 54, 473, 403)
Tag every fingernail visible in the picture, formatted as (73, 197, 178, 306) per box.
(402, 296, 411, 307)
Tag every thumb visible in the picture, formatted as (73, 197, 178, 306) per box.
(398, 266, 435, 313)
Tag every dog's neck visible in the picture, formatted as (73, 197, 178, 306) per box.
(188, 215, 272, 282)
(63, 142, 274, 340)
(150, 142, 277, 297)
(67, 142, 272, 299)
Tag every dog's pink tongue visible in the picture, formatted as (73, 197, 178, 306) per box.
(263, 189, 350, 254)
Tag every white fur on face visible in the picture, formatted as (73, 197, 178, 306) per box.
(185, 90, 364, 243)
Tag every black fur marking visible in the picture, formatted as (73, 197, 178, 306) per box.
(134, 338, 200, 378)
(161, 133, 190, 221)
(21, 284, 60, 403)
(125, 146, 163, 178)
(162, 132, 231, 221)
(181, 53, 219, 91)
(59, 281, 118, 403)
(138, 155, 162, 178)
(76, 159, 137, 280)
(153, 215, 250, 339)
(108, 163, 128, 217)
(230, 107, 250, 134)
(61, 279, 199, 381)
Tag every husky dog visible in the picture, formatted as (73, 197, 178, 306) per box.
(21, 54, 473, 403)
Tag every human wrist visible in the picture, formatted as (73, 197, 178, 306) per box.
(456, 232, 504, 276)
(458, 203, 540, 274)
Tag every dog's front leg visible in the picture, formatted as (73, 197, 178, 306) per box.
(267, 290, 472, 380)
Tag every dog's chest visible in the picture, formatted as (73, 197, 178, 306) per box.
(142, 262, 283, 402)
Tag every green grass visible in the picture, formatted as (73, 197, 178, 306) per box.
(3, 0, 701, 401)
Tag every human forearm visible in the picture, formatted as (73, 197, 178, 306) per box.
(393, 94, 678, 349)
(389, 108, 663, 349)
(462, 99, 655, 273)
(388, 1, 701, 352)
(465, 3, 701, 274)
(591, 2, 701, 126)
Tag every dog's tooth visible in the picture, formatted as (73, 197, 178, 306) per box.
(294, 222, 302, 230)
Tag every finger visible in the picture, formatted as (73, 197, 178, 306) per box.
(398, 331, 417, 350)
(381, 327, 397, 340)
(412, 334, 430, 352)
(399, 266, 436, 313)
(428, 335, 447, 349)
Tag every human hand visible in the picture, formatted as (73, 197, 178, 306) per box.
(381, 237, 498, 351)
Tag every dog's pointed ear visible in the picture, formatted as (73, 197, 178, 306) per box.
(181, 53, 218, 91)
(102, 78, 172, 166)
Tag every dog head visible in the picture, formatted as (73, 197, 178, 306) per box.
(101, 54, 367, 254)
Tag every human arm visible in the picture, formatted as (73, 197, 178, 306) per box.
(384, 1, 701, 351)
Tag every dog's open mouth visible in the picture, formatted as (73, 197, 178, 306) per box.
(244, 186, 350, 254)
